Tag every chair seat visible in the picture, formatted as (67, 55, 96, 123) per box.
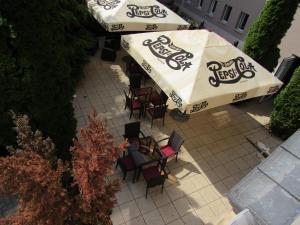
(161, 145, 175, 157)
(119, 155, 136, 170)
(128, 137, 140, 145)
(142, 166, 161, 182)
(147, 107, 155, 115)
(132, 99, 141, 109)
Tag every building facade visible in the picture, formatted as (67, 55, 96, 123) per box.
(172, 0, 266, 48)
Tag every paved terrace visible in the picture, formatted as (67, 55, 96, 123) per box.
(73, 50, 282, 225)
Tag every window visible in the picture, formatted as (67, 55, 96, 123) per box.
(208, 0, 218, 16)
(197, 0, 204, 8)
(221, 5, 232, 22)
(236, 12, 249, 31)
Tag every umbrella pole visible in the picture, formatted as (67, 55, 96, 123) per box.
(170, 109, 190, 122)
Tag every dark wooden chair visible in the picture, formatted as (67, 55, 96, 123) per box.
(101, 48, 116, 62)
(104, 37, 121, 50)
(156, 131, 184, 162)
(116, 139, 158, 182)
(137, 160, 167, 198)
(129, 75, 142, 95)
(145, 104, 168, 128)
(123, 121, 145, 144)
(116, 153, 137, 182)
(159, 91, 169, 104)
(124, 90, 143, 119)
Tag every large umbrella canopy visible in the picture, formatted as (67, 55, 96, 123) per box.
(121, 30, 283, 114)
(87, 0, 189, 32)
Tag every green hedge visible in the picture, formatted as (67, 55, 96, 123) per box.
(270, 66, 300, 139)
(243, 0, 299, 72)
(0, 0, 101, 159)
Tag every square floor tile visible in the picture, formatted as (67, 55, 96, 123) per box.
(142, 209, 165, 225)
(181, 211, 204, 225)
(187, 190, 207, 210)
(158, 203, 180, 224)
(111, 207, 125, 225)
(116, 186, 134, 205)
(166, 184, 185, 201)
(167, 219, 184, 225)
(173, 197, 193, 217)
(195, 205, 215, 224)
(208, 198, 227, 216)
(150, 190, 171, 207)
(199, 185, 220, 203)
(136, 196, 156, 214)
(119, 200, 141, 222)
(126, 216, 146, 225)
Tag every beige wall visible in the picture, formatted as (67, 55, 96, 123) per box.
(174, 0, 266, 47)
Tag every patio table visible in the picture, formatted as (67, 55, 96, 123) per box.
(127, 136, 161, 181)
(132, 87, 152, 98)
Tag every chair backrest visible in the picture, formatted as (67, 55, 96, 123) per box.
(152, 105, 167, 119)
(124, 90, 132, 108)
(124, 122, 140, 139)
(129, 75, 141, 89)
(160, 91, 169, 104)
(143, 165, 166, 187)
(168, 131, 184, 152)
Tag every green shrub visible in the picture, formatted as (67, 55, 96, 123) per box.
(243, 0, 299, 72)
(0, 0, 101, 159)
(270, 66, 300, 139)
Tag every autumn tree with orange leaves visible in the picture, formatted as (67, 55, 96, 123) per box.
(0, 112, 125, 225)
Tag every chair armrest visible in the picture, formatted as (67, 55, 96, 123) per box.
(156, 137, 169, 143)
(139, 145, 151, 152)
(139, 130, 145, 137)
(140, 158, 160, 167)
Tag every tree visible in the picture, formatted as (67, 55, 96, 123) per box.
(71, 111, 126, 224)
(0, 114, 71, 225)
(270, 66, 300, 139)
(0, 0, 101, 159)
(243, 0, 299, 72)
(0, 112, 126, 225)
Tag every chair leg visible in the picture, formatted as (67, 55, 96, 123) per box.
(136, 168, 141, 181)
(123, 171, 127, 180)
(145, 185, 149, 199)
(175, 153, 178, 162)
(161, 183, 164, 193)
(130, 110, 133, 119)
(132, 169, 137, 183)
(151, 118, 153, 128)
(162, 117, 165, 126)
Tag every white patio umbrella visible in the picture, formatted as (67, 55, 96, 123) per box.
(121, 30, 283, 114)
(86, 0, 189, 32)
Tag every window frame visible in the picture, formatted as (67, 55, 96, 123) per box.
(221, 4, 232, 23)
(236, 11, 249, 31)
(197, 0, 204, 9)
(208, 0, 218, 16)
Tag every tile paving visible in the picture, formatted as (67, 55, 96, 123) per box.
(73, 50, 283, 225)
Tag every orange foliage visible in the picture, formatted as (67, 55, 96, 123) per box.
(71, 111, 125, 223)
(0, 111, 125, 225)
(0, 152, 71, 225)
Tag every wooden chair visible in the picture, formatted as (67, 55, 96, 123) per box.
(124, 90, 143, 119)
(145, 104, 168, 128)
(156, 131, 184, 162)
(137, 160, 167, 198)
(123, 121, 145, 144)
